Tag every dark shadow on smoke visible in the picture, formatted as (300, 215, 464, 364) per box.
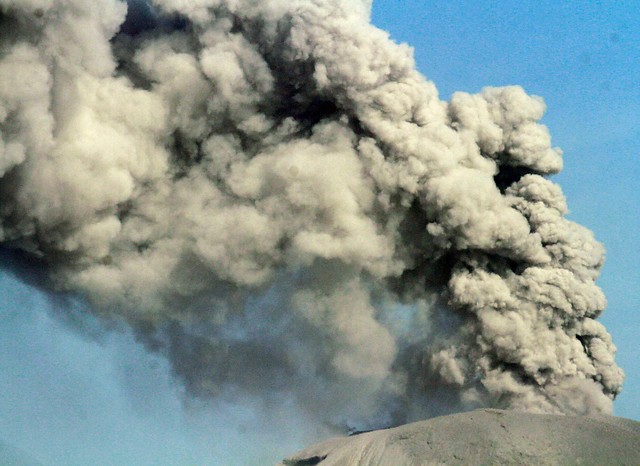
(113, 1, 191, 89)
(119, 0, 158, 35)
(0, 246, 52, 290)
(493, 163, 533, 193)
(119, 0, 189, 37)
(0, 246, 111, 342)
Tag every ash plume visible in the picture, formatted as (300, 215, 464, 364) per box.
(0, 0, 623, 429)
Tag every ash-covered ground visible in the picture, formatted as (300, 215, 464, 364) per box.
(281, 409, 640, 466)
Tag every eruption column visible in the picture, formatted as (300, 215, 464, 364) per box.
(0, 0, 623, 428)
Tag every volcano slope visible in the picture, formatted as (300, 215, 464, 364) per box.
(280, 409, 640, 465)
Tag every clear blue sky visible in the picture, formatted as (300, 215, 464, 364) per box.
(0, 1, 638, 465)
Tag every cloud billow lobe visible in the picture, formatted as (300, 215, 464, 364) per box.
(0, 0, 623, 429)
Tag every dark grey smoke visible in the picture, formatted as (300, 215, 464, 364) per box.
(0, 0, 623, 429)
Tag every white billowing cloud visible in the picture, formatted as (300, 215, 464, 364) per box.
(0, 0, 623, 429)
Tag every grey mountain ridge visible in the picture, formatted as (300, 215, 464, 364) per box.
(281, 409, 640, 465)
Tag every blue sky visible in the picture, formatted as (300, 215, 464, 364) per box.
(0, 1, 638, 465)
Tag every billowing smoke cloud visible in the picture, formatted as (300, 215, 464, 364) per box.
(0, 0, 623, 430)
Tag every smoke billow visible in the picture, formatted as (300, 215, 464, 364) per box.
(0, 0, 623, 429)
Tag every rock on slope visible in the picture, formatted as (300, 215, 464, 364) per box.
(280, 409, 640, 465)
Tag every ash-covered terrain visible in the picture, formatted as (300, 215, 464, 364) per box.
(281, 409, 640, 466)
